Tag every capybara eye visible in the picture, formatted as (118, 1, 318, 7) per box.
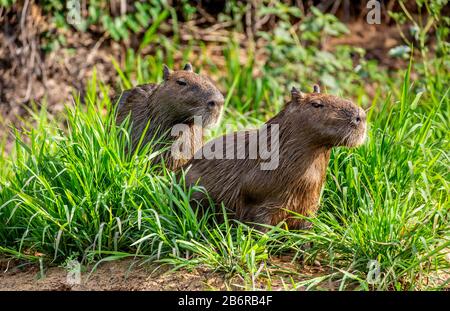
(311, 101, 324, 108)
(176, 79, 187, 86)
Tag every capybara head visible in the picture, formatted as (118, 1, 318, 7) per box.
(288, 85, 367, 147)
(156, 63, 224, 127)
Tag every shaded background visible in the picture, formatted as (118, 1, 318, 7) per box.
(0, 0, 448, 142)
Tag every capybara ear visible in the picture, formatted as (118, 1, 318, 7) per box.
(163, 64, 171, 80)
(183, 63, 193, 71)
(291, 86, 304, 101)
(313, 84, 321, 93)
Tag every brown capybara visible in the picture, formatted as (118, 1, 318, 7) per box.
(115, 63, 224, 170)
(184, 85, 367, 229)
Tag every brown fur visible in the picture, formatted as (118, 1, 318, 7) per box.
(184, 86, 367, 229)
(115, 64, 224, 170)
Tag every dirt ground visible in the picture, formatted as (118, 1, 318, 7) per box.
(0, 257, 330, 291)
(0, 259, 224, 291)
(1, 3, 438, 292)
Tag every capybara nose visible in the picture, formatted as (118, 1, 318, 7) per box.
(207, 100, 216, 108)
(351, 115, 362, 127)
